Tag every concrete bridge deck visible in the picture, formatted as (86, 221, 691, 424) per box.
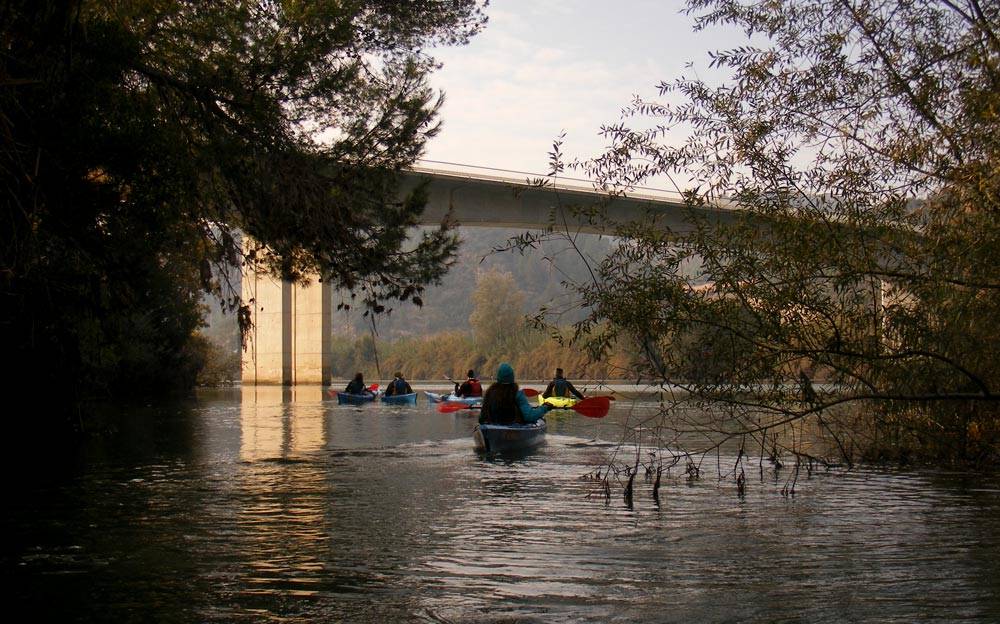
(241, 165, 731, 385)
(400, 165, 736, 233)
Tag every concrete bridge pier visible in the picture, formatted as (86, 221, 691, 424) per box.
(241, 266, 331, 385)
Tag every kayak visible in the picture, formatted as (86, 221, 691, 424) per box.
(381, 392, 417, 405)
(335, 391, 378, 405)
(474, 419, 547, 453)
(538, 395, 579, 409)
(424, 391, 482, 408)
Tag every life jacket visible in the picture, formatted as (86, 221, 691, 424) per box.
(553, 378, 569, 397)
(467, 378, 483, 397)
(392, 378, 408, 395)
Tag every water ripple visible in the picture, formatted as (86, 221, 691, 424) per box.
(6, 396, 1000, 622)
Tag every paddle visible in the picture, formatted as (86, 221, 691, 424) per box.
(570, 396, 612, 418)
(369, 384, 379, 392)
(437, 401, 477, 413)
(439, 395, 611, 417)
(522, 388, 540, 397)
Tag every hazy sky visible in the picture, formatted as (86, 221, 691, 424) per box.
(422, 0, 743, 179)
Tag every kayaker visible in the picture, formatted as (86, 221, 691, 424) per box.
(454, 369, 483, 398)
(542, 368, 584, 400)
(479, 363, 551, 425)
(344, 372, 373, 396)
(385, 371, 413, 396)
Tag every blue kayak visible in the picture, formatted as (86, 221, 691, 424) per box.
(381, 392, 417, 405)
(336, 391, 378, 405)
(473, 419, 547, 453)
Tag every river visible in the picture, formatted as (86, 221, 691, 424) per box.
(6, 385, 1000, 622)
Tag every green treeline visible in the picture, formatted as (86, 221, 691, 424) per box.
(565, 0, 1000, 468)
(323, 226, 616, 339)
(329, 329, 634, 385)
(327, 266, 635, 383)
(197, 228, 628, 384)
(2, 2, 486, 422)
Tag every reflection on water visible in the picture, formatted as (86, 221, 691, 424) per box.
(240, 389, 325, 460)
(3, 386, 1000, 623)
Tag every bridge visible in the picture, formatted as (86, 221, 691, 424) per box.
(240, 164, 738, 385)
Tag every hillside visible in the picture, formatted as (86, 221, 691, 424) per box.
(331, 227, 613, 338)
(201, 227, 612, 346)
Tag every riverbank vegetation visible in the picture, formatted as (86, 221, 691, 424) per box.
(327, 329, 633, 385)
(527, 0, 1000, 475)
(1, 1, 487, 426)
(327, 267, 636, 383)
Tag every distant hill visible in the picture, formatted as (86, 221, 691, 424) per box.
(201, 227, 614, 346)
(331, 227, 614, 338)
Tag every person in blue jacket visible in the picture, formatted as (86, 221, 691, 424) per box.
(479, 363, 551, 425)
(384, 371, 413, 396)
(542, 367, 585, 400)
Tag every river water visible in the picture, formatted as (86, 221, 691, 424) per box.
(6, 385, 1000, 622)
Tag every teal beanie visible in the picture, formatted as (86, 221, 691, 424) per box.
(496, 362, 515, 384)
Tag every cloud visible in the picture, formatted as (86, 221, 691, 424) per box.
(423, 1, 735, 176)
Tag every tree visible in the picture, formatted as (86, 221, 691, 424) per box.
(469, 267, 526, 349)
(554, 0, 1000, 470)
(1, 1, 487, 419)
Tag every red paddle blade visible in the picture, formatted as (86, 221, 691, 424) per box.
(369, 384, 379, 392)
(572, 396, 611, 418)
(522, 388, 540, 397)
(437, 401, 469, 413)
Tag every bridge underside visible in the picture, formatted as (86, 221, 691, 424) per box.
(397, 168, 725, 234)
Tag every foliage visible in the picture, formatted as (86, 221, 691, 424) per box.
(550, 0, 1000, 468)
(1, 1, 486, 416)
(192, 334, 241, 386)
(318, 226, 615, 338)
(327, 328, 633, 385)
(469, 267, 525, 347)
(327, 266, 634, 382)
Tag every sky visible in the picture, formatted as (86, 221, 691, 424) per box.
(421, 0, 743, 181)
